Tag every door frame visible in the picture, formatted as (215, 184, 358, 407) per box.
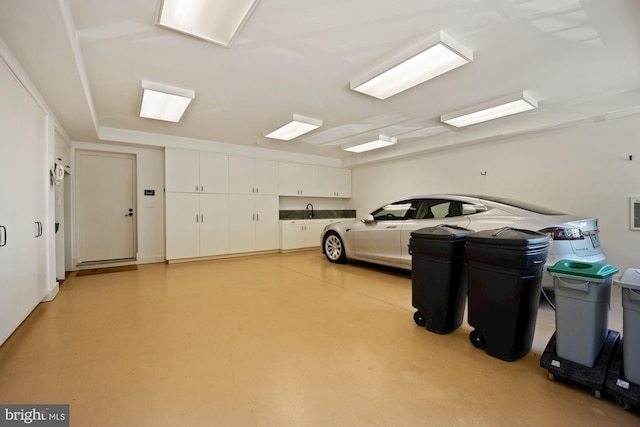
(74, 149, 138, 267)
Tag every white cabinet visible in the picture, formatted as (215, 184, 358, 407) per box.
(165, 193, 229, 259)
(229, 195, 279, 253)
(279, 162, 352, 198)
(229, 157, 278, 195)
(0, 59, 48, 346)
(200, 152, 228, 194)
(278, 162, 318, 196)
(318, 166, 352, 198)
(199, 194, 230, 256)
(166, 149, 199, 193)
(165, 149, 228, 193)
(280, 220, 331, 250)
(165, 151, 284, 260)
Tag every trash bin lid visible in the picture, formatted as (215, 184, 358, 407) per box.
(614, 268, 640, 291)
(410, 224, 474, 241)
(547, 259, 619, 279)
(466, 227, 549, 248)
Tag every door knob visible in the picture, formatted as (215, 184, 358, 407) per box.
(125, 208, 133, 217)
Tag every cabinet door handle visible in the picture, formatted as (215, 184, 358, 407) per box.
(0, 225, 6, 247)
(201, 185, 204, 192)
(256, 213, 259, 221)
(201, 214, 204, 223)
(196, 185, 199, 192)
(196, 214, 199, 223)
(35, 221, 43, 237)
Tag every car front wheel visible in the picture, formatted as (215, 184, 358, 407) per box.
(323, 232, 346, 263)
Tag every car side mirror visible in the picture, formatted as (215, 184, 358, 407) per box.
(463, 204, 488, 215)
(362, 214, 375, 223)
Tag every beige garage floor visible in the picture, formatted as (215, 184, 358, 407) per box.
(0, 250, 637, 426)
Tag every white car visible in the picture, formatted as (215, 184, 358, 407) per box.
(321, 194, 606, 288)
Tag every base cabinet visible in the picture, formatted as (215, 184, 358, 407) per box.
(229, 195, 279, 253)
(280, 220, 335, 250)
(165, 193, 229, 259)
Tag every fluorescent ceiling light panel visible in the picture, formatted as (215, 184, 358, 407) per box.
(441, 92, 538, 127)
(265, 115, 323, 141)
(140, 80, 194, 122)
(350, 31, 473, 100)
(157, 0, 261, 47)
(343, 135, 397, 153)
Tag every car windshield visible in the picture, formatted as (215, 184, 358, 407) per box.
(475, 195, 567, 215)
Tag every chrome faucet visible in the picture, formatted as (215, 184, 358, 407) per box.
(306, 203, 315, 218)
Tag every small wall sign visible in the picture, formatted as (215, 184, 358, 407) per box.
(144, 190, 155, 196)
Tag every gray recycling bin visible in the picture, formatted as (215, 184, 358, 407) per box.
(614, 268, 640, 384)
(410, 225, 474, 334)
(547, 260, 619, 367)
(466, 227, 549, 361)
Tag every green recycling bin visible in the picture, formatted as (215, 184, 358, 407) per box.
(547, 260, 619, 367)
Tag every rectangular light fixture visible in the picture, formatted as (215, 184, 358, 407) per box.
(140, 80, 194, 123)
(264, 115, 323, 141)
(441, 92, 538, 127)
(157, 0, 261, 47)
(343, 135, 397, 153)
(350, 31, 473, 100)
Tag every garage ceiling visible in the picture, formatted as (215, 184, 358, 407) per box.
(0, 0, 639, 166)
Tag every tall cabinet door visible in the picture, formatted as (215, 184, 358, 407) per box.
(165, 193, 200, 259)
(0, 60, 22, 344)
(228, 195, 255, 254)
(23, 91, 47, 304)
(0, 59, 47, 345)
(199, 194, 229, 256)
(255, 195, 279, 251)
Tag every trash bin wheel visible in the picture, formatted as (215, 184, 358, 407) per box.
(469, 330, 486, 350)
(413, 311, 426, 327)
(591, 388, 602, 399)
(616, 397, 631, 410)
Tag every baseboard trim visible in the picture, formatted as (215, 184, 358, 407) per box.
(166, 250, 280, 264)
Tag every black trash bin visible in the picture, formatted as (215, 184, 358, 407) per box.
(466, 227, 549, 361)
(410, 224, 474, 334)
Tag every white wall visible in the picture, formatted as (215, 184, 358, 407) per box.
(350, 114, 640, 271)
(72, 142, 165, 265)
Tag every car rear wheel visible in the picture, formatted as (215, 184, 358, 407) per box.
(323, 232, 346, 263)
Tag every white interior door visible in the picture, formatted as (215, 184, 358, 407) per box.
(76, 151, 136, 263)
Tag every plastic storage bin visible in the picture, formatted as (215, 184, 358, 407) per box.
(614, 268, 640, 384)
(547, 260, 618, 367)
(466, 227, 549, 361)
(410, 225, 474, 334)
